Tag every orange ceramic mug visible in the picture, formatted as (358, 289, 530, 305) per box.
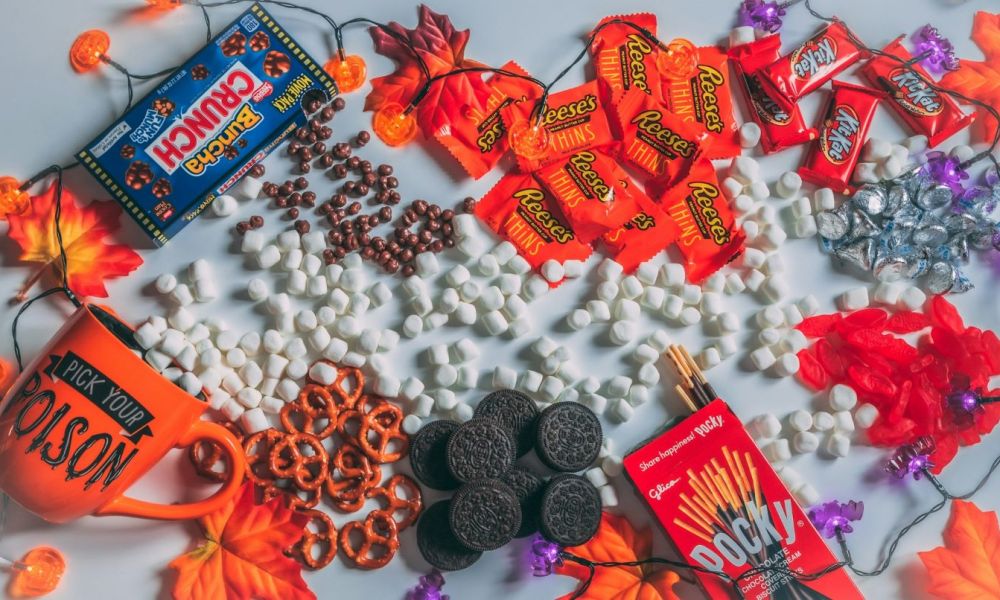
(0, 304, 245, 523)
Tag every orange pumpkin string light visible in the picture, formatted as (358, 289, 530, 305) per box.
(372, 102, 418, 147)
(657, 38, 699, 80)
(4, 547, 66, 598)
(324, 54, 367, 93)
(69, 29, 110, 73)
(0, 176, 29, 219)
(507, 120, 551, 161)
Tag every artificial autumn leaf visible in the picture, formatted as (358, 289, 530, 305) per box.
(939, 12, 1000, 143)
(5, 182, 142, 300)
(918, 500, 1000, 600)
(366, 4, 492, 138)
(168, 483, 314, 600)
(555, 512, 681, 600)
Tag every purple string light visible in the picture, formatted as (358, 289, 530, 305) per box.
(737, 0, 787, 33)
(808, 500, 864, 539)
(922, 151, 970, 195)
(407, 570, 449, 600)
(913, 25, 960, 73)
(885, 437, 936, 480)
(528, 534, 563, 577)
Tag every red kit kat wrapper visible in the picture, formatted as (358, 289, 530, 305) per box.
(758, 21, 865, 105)
(799, 81, 881, 195)
(624, 399, 865, 600)
(861, 37, 974, 148)
(729, 35, 817, 153)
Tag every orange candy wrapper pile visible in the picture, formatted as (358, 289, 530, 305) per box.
(471, 14, 743, 284)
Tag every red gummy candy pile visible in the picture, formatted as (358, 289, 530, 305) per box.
(794, 295, 1000, 472)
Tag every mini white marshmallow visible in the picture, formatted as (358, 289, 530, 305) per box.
(493, 366, 517, 389)
(680, 284, 702, 305)
(838, 287, 870, 311)
(698, 347, 722, 370)
(260, 396, 283, 415)
(286, 270, 307, 296)
(812, 411, 835, 431)
(375, 374, 401, 397)
(135, 323, 162, 350)
(661, 263, 685, 288)
(566, 309, 592, 330)
(724, 273, 746, 295)
(873, 281, 904, 305)
(491, 241, 518, 265)
(596, 281, 619, 303)
(782, 304, 804, 326)
(620, 276, 643, 300)
(609, 398, 635, 423)
(539, 376, 565, 402)
(763, 439, 792, 463)
(334, 315, 361, 339)
(898, 286, 926, 311)
(734, 194, 756, 214)
(792, 431, 820, 454)
(825, 433, 851, 458)
(739, 121, 761, 147)
(168, 307, 196, 332)
(789, 410, 813, 432)
(609, 321, 635, 345)
(614, 298, 641, 322)
(220, 397, 245, 421)
(307, 361, 337, 386)
(717, 336, 739, 358)
(541, 259, 565, 283)
(749, 180, 770, 201)
(284, 338, 307, 360)
(829, 384, 858, 411)
(637, 363, 660, 386)
(402, 414, 422, 435)
(722, 176, 745, 200)
(412, 395, 435, 418)
(169, 284, 196, 308)
(586, 300, 612, 322)
(434, 390, 458, 411)
(264, 293, 291, 316)
(774, 353, 800, 377)
(748, 414, 782, 439)
(750, 346, 777, 370)
(902, 134, 928, 153)
(798, 294, 820, 317)
(678, 306, 701, 326)
(415, 252, 440, 277)
(950, 144, 975, 162)
(597, 258, 624, 281)
(700, 292, 724, 316)
(341, 351, 366, 368)
(742, 247, 766, 269)
(760, 224, 787, 250)
(758, 328, 782, 346)
(854, 403, 879, 429)
(854, 162, 880, 184)
(646, 330, 671, 353)
(633, 344, 659, 364)
(662, 295, 684, 320)
(482, 310, 508, 335)
(281, 249, 304, 272)
(775, 171, 802, 198)
(794, 215, 818, 238)
(716, 312, 741, 335)
(833, 410, 856, 433)
(256, 245, 281, 269)
(780, 330, 808, 354)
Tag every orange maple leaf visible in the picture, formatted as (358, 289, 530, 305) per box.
(168, 483, 314, 600)
(366, 4, 492, 139)
(5, 181, 143, 299)
(918, 500, 1000, 599)
(939, 11, 1000, 144)
(555, 512, 681, 600)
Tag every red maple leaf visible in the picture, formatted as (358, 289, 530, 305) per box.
(6, 182, 143, 299)
(366, 5, 492, 139)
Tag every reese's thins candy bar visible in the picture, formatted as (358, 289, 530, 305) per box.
(729, 35, 816, 153)
(475, 172, 592, 273)
(617, 87, 707, 191)
(535, 149, 640, 244)
(435, 61, 542, 179)
(757, 21, 865, 105)
(657, 157, 744, 283)
(77, 3, 337, 245)
(861, 36, 974, 148)
(663, 46, 740, 159)
(602, 189, 679, 274)
(501, 81, 616, 173)
(624, 399, 865, 600)
(589, 13, 664, 108)
(799, 81, 881, 195)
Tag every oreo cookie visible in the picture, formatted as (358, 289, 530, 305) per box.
(501, 466, 546, 538)
(539, 474, 602, 547)
(417, 500, 483, 571)
(449, 479, 522, 551)
(410, 420, 461, 490)
(473, 389, 539, 456)
(446, 419, 515, 483)
(535, 402, 603, 472)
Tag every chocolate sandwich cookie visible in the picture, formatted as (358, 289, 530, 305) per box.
(473, 389, 539, 456)
(416, 500, 482, 572)
(409, 420, 460, 491)
(446, 419, 515, 483)
(449, 479, 521, 552)
(539, 474, 601, 547)
(535, 402, 602, 472)
(501, 466, 545, 538)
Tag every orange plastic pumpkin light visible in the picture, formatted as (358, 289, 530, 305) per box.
(0, 176, 29, 218)
(69, 30, 110, 73)
(658, 38, 699, 80)
(7, 547, 65, 598)
(373, 102, 417, 147)
(324, 55, 367, 93)
(507, 120, 551, 161)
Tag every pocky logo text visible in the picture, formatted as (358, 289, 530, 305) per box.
(1, 357, 153, 493)
(630, 110, 695, 158)
(148, 62, 266, 176)
(790, 35, 837, 80)
(820, 105, 861, 164)
(691, 499, 798, 572)
(886, 68, 942, 116)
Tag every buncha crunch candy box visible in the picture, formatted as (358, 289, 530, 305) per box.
(77, 3, 338, 245)
(624, 399, 863, 600)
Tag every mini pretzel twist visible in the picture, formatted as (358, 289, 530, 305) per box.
(188, 422, 244, 483)
(325, 444, 381, 513)
(366, 474, 423, 531)
(268, 432, 329, 491)
(329, 366, 364, 409)
(357, 402, 409, 464)
(281, 385, 338, 440)
(288, 509, 337, 569)
(243, 428, 287, 486)
(338, 511, 399, 570)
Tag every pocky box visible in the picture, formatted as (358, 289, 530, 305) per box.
(77, 3, 337, 245)
(861, 36, 974, 148)
(624, 399, 865, 600)
(729, 35, 816, 153)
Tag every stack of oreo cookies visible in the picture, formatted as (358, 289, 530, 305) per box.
(411, 389, 605, 571)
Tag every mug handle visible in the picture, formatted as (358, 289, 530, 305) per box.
(95, 421, 246, 520)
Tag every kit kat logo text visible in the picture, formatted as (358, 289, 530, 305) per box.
(790, 35, 837, 79)
(820, 105, 860, 164)
(148, 62, 265, 175)
(622, 34, 654, 93)
(630, 110, 695, 158)
(695, 65, 726, 133)
(690, 499, 798, 572)
(887, 68, 942, 116)
(512, 188, 574, 244)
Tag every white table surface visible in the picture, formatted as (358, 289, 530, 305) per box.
(0, 0, 998, 598)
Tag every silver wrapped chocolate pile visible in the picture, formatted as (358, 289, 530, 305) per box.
(816, 168, 1000, 294)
